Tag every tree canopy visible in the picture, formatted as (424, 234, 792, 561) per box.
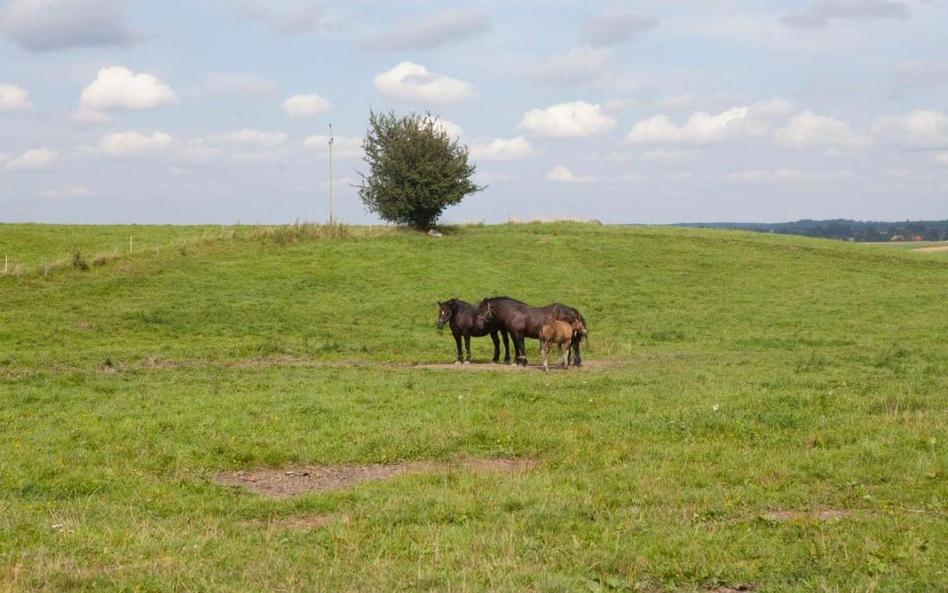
(358, 111, 483, 230)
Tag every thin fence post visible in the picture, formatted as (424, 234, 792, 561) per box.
(43, 258, 48, 277)
(129, 236, 133, 253)
(3, 255, 7, 274)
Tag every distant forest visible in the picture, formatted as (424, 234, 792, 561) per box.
(676, 220, 948, 242)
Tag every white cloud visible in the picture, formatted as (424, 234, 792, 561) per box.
(872, 110, 948, 149)
(752, 98, 796, 118)
(724, 169, 808, 182)
(373, 61, 477, 104)
(224, 1, 327, 35)
(204, 73, 274, 96)
(0, 84, 32, 111)
(80, 66, 178, 111)
(781, 0, 909, 28)
(170, 143, 223, 167)
(5, 147, 59, 171)
(469, 137, 532, 161)
(68, 106, 112, 124)
(40, 186, 94, 198)
(625, 107, 751, 145)
(641, 149, 686, 161)
(204, 129, 287, 147)
(546, 165, 596, 183)
(724, 170, 768, 182)
(0, 0, 137, 52)
(934, 153, 948, 166)
(582, 9, 658, 46)
(435, 118, 464, 139)
(519, 101, 616, 138)
(775, 110, 870, 150)
(533, 45, 612, 85)
(283, 93, 331, 117)
(362, 8, 489, 51)
(97, 131, 175, 159)
(302, 135, 363, 158)
(774, 168, 806, 179)
(270, 1, 324, 34)
(890, 61, 948, 93)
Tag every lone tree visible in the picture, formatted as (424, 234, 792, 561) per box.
(358, 110, 483, 230)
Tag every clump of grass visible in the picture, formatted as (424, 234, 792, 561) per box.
(92, 250, 120, 267)
(251, 221, 353, 244)
(71, 251, 90, 271)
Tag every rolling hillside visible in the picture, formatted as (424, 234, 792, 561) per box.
(1, 223, 946, 592)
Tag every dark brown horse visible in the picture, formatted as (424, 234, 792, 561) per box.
(437, 298, 511, 364)
(473, 296, 587, 366)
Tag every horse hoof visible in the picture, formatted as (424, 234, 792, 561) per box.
(454, 360, 461, 365)
(464, 360, 471, 365)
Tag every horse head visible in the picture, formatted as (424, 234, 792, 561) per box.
(437, 298, 457, 330)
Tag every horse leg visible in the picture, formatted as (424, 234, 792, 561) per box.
(541, 340, 549, 371)
(571, 333, 582, 367)
(490, 331, 500, 363)
(464, 334, 472, 364)
(560, 343, 568, 368)
(502, 330, 511, 364)
(516, 335, 528, 366)
(453, 333, 463, 364)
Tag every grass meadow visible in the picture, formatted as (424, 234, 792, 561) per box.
(1, 223, 946, 592)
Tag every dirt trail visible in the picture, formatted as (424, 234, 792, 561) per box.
(407, 359, 625, 372)
(912, 245, 948, 253)
(762, 508, 857, 522)
(216, 457, 536, 498)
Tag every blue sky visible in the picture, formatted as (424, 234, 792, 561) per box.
(0, 0, 946, 224)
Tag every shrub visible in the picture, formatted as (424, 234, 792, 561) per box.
(72, 251, 89, 271)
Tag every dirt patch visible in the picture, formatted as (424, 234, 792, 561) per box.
(216, 457, 536, 499)
(409, 359, 625, 372)
(129, 357, 625, 373)
(73, 321, 94, 330)
(238, 514, 347, 530)
(913, 245, 948, 253)
(762, 508, 857, 522)
(708, 585, 757, 593)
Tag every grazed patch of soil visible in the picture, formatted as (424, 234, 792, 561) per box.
(133, 357, 626, 372)
(216, 457, 536, 499)
(762, 508, 857, 522)
(238, 514, 347, 530)
(913, 245, 948, 253)
(708, 585, 757, 593)
(409, 359, 625, 372)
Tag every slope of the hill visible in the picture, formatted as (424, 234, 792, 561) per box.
(1, 223, 946, 592)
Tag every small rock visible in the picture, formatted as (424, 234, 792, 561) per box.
(427, 229, 443, 237)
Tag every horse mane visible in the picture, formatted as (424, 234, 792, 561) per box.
(483, 295, 527, 305)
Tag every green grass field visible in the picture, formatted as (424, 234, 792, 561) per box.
(1, 223, 946, 592)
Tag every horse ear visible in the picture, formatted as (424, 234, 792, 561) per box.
(436, 300, 442, 306)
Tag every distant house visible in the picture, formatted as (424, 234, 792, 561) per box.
(891, 235, 905, 242)
(913, 235, 925, 242)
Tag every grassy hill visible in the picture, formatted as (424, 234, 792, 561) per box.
(1, 223, 946, 592)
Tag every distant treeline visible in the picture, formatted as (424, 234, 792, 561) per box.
(676, 219, 948, 242)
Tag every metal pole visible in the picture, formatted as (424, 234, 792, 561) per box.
(328, 123, 334, 225)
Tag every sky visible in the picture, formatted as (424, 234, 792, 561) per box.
(0, 0, 946, 225)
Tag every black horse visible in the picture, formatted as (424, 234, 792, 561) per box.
(473, 296, 587, 367)
(437, 298, 511, 364)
